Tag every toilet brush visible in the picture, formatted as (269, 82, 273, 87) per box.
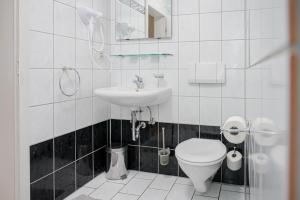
(159, 127, 170, 166)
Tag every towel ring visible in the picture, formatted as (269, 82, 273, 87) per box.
(59, 67, 81, 97)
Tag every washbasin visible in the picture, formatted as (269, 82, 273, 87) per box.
(94, 87, 172, 107)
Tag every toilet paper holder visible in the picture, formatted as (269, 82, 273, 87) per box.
(220, 121, 280, 136)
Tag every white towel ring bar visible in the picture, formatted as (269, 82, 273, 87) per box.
(59, 67, 81, 97)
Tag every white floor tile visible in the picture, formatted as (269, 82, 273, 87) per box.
(135, 171, 157, 180)
(176, 177, 193, 186)
(219, 190, 245, 200)
(166, 184, 195, 200)
(221, 184, 245, 193)
(64, 187, 95, 200)
(108, 170, 138, 184)
(149, 175, 177, 191)
(192, 195, 217, 200)
(120, 178, 152, 195)
(90, 182, 124, 200)
(112, 193, 139, 200)
(139, 188, 169, 200)
(84, 173, 106, 189)
(195, 182, 221, 198)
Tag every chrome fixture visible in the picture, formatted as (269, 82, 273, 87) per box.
(130, 109, 146, 141)
(133, 74, 144, 91)
(147, 106, 155, 125)
(59, 67, 81, 97)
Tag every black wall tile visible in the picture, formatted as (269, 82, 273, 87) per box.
(55, 163, 75, 200)
(140, 147, 158, 173)
(122, 120, 139, 146)
(140, 122, 158, 147)
(179, 167, 187, 178)
(76, 154, 93, 188)
(128, 145, 139, 170)
(179, 124, 200, 142)
(30, 174, 54, 200)
(94, 148, 106, 176)
(93, 121, 108, 150)
(76, 126, 92, 159)
(110, 119, 122, 146)
(200, 125, 221, 140)
(55, 132, 75, 170)
(159, 150, 178, 176)
(159, 123, 178, 149)
(30, 139, 53, 182)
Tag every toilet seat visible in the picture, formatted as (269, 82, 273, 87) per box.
(175, 138, 226, 166)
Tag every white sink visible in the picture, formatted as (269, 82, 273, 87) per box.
(94, 87, 172, 107)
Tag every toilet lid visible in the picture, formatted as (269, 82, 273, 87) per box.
(175, 138, 226, 163)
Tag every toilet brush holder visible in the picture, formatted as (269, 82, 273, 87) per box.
(159, 127, 170, 166)
(159, 148, 170, 166)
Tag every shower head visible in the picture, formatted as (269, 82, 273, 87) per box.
(77, 6, 103, 26)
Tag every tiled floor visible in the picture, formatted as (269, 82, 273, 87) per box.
(65, 171, 250, 200)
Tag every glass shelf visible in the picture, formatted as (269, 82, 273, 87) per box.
(110, 53, 173, 57)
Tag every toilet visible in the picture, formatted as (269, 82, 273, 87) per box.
(175, 138, 227, 193)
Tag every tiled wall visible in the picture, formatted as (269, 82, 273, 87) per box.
(30, 121, 108, 200)
(245, 0, 290, 199)
(109, 0, 247, 129)
(108, 0, 248, 185)
(109, 119, 245, 185)
(27, 0, 111, 199)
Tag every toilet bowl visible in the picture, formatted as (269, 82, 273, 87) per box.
(175, 138, 226, 193)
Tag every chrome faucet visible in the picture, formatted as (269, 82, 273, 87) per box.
(133, 75, 144, 91)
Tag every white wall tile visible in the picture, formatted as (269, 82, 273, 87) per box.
(200, 41, 221, 62)
(76, 97, 92, 129)
(158, 69, 179, 95)
(222, 0, 245, 11)
(222, 40, 245, 68)
(93, 69, 109, 90)
(179, 14, 199, 42)
(76, 39, 93, 68)
(222, 98, 245, 123)
(200, 13, 221, 41)
(179, 69, 199, 96)
(28, 31, 53, 68)
(222, 11, 245, 40)
(179, 42, 199, 67)
(29, 0, 53, 33)
(56, 0, 75, 7)
(54, 100, 76, 137)
(76, 69, 93, 98)
(54, 35, 75, 68)
(28, 69, 53, 106)
(159, 42, 178, 68)
(159, 96, 179, 123)
(200, 97, 221, 126)
(200, 84, 222, 97)
(179, 96, 200, 125)
(246, 69, 262, 98)
(140, 70, 159, 88)
(178, 0, 199, 15)
(222, 69, 245, 98)
(246, 99, 261, 122)
(93, 97, 110, 123)
(76, 0, 92, 8)
(29, 104, 53, 145)
(54, 69, 76, 102)
(199, 0, 221, 13)
(54, 1, 75, 37)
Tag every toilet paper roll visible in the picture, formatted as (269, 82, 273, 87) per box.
(249, 153, 269, 174)
(223, 116, 247, 144)
(253, 118, 278, 146)
(227, 150, 242, 171)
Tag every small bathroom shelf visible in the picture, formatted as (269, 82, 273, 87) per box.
(110, 53, 173, 57)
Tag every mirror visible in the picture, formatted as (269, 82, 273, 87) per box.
(116, 0, 172, 40)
